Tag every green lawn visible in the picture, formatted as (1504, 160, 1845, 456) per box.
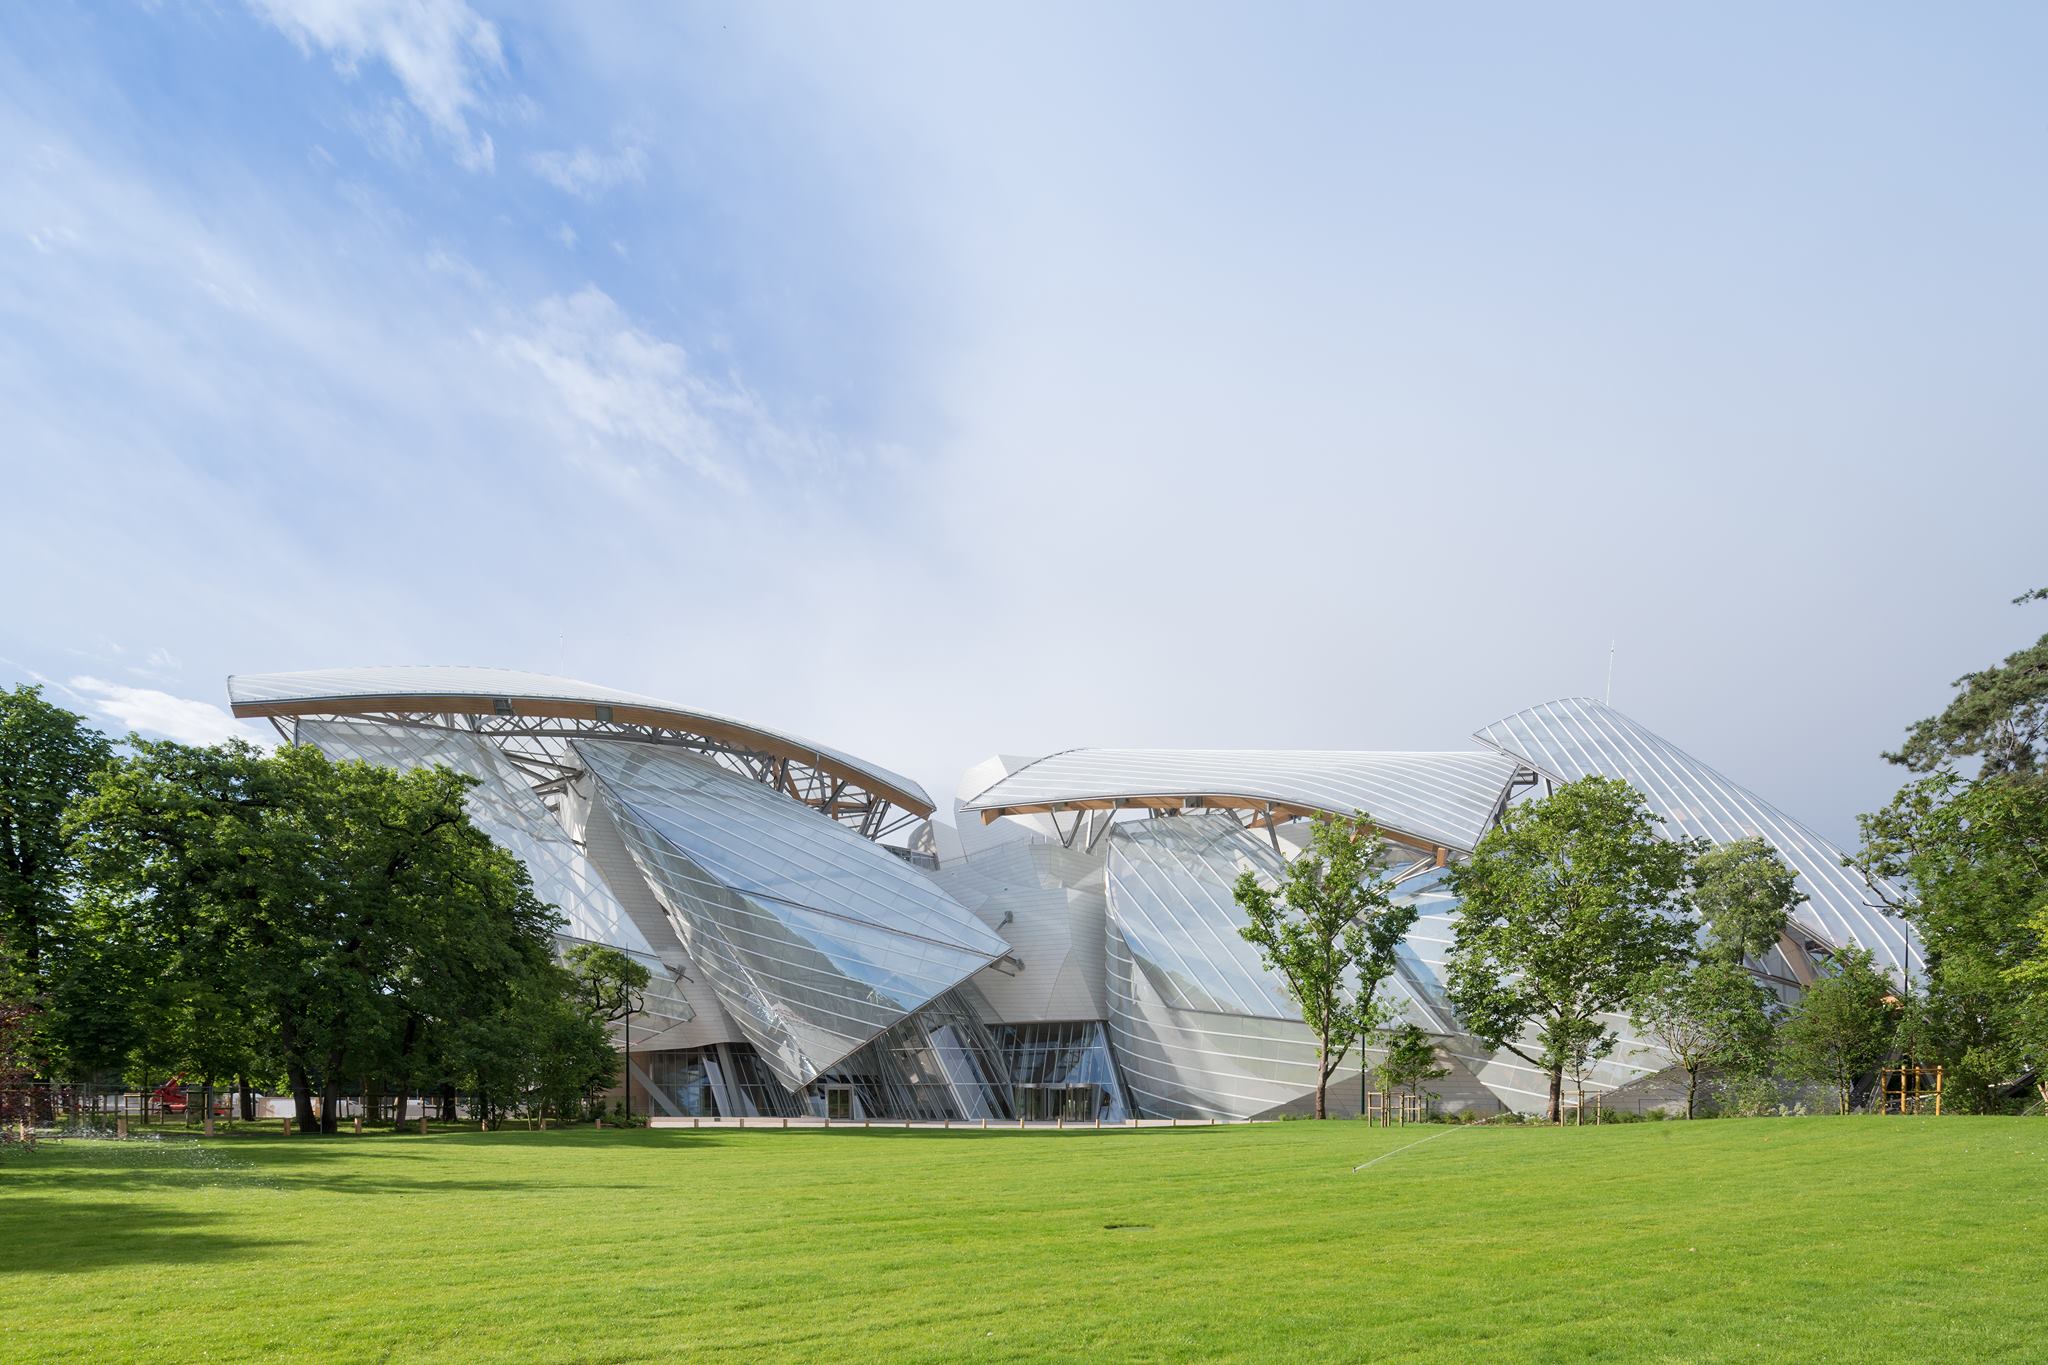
(3, 1117, 2045, 1362)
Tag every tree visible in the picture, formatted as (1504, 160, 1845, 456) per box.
(69, 740, 566, 1134)
(1886, 587, 2048, 778)
(1234, 812, 1416, 1119)
(1445, 776, 1694, 1122)
(1376, 1023, 1449, 1109)
(562, 943, 648, 1115)
(1629, 959, 1775, 1118)
(564, 944, 650, 1029)
(1691, 837, 1805, 966)
(1778, 947, 1896, 1114)
(0, 686, 112, 993)
(1853, 590, 2048, 1113)
(1, 933, 36, 1147)
(1558, 1015, 1614, 1123)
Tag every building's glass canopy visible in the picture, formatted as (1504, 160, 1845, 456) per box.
(1474, 697, 1919, 977)
(296, 718, 656, 956)
(959, 747, 1520, 853)
(577, 739, 1009, 1090)
(228, 662, 1919, 1121)
(1105, 814, 1295, 1018)
(228, 664, 933, 819)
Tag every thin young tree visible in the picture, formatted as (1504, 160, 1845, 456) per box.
(1778, 947, 1897, 1114)
(1629, 959, 1775, 1118)
(563, 943, 650, 1117)
(1233, 811, 1415, 1119)
(1376, 1022, 1449, 1111)
(1445, 777, 1695, 1122)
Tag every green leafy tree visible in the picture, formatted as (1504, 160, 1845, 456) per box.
(1445, 776, 1694, 1122)
(1692, 837, 1805, 966)
(563, 943, 649, 1115)
(1854, 590, 2048, 1113)
(1887, 587, 2048, 778)
(69, 740, 565, 1134)
(0, 686, 112, 999)
(1234, 812, 1416, 1119)
(1629, 959, 1776, 1118)
(1778, 947, 1897, 1114)
(1376, 1023, 1449, 1109)
(564, 944, 651, 1028)
(1, 933, 37, 1145)
(526, 965, 623, 1120)
(1559, 1015, 1614, 1122)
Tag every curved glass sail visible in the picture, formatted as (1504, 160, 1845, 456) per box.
(576, 739, 1009, 1090)
(295, 718, 655, 956)
(1474, 698, 1920, 978)
(961, 748, 1520, 852)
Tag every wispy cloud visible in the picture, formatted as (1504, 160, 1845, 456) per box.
(246, 0, 504, 170)
(486, 286, 838, 491)
(529, 136, 647, 198)
(69, 677, 270, 747)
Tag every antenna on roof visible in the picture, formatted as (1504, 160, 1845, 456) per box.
(1605, 641, 1615, 706)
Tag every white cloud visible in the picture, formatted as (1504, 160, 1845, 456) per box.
(247, 0, 504, 170)
(487, 287, 837, 490)
(69, 677, 270, 748)
(529, 137, 648, 198)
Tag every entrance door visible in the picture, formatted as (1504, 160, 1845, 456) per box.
(824, 1085, 854, 1120)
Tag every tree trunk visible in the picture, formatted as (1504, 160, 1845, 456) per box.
(1313, 1030, 1328, 1119)
(286, 1058, 317, 1132)
(1684, 1068, 1698, 1120)
(1547, 1066, 1563, 1124)
(237, 1072, 255, 1123)
(387, 1015, 418, 1129)
(320, 1069, 342, 1136)
(439, 1083, 457, 1122)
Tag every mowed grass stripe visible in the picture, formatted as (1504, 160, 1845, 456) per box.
(2, 1118, 2045, 1362)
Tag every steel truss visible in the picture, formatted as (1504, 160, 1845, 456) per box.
(278, 710, 921, 842)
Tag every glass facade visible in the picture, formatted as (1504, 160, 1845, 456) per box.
(994, 1021, 1129, 1122)
(1474, 697, 1920, 980)
(231, 666, 1928, 1122)
(577, 739, 1010, 1092)
(960, 748, 1522, 853)
(295, 717, 657, 957)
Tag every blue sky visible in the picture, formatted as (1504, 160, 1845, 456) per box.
(2, 2, 2044, 842)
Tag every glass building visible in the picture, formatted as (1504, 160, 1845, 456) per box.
(229, 669, 1913, 1120)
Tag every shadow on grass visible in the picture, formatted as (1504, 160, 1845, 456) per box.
(0, 1197, 289, 1274)
(3, 1133, 692, 1197)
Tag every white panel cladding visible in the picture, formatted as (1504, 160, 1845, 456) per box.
(960, 748, 1522, 853)
(576, 739, 1009, 1090)
(293, 718, 656, 957)
(932, 840, 1109, 1023)
(1474, 697, 1921, 979)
